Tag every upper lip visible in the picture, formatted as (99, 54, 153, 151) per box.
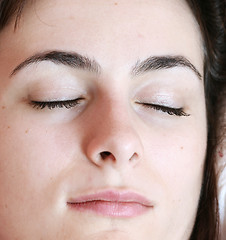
(67, 189, 153, 207)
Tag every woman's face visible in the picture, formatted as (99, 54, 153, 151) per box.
(0, 0, 207, 239)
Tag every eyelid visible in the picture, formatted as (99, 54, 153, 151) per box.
(28, 87, 86, 101)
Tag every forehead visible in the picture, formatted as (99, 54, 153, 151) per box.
(0, 0, 203, 75)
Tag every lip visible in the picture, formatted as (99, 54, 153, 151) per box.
(67, 190, 153, 218)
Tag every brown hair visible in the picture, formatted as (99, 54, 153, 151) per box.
(185, 1, 225, 239)
(0, 0, 225, 239)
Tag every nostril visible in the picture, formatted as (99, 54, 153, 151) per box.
(100, 151, 111, 159)
(129, 153, 138, 162)
(100, 151, 116, 161)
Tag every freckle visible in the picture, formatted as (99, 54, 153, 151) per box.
(88, 175, 93, 182)
(4, 204, 8, 209)
(138, 33, 144, 39)
(25, 129, 29, 134)
(7, 126, 10, 129)
(1, 106, 5, 109)
(180, 146, 184, 150)
(69, 15, 75, 20)
(114, 2, 118, 5)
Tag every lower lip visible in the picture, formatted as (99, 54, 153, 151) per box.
(68, 201, 151, 218)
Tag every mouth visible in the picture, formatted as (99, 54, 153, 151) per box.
(67, 190, 153, 218)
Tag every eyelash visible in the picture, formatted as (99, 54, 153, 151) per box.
(30, 99, 189, 117)
(138, 102, 190, 117)
(31, 98, 84, 110)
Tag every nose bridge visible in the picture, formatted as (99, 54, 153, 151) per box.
(84, 95, 143, 168)
(100, 97, 133, 137)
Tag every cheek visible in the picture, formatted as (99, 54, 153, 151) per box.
(140, 123, 206, 236)
(0, 112, 76, 236)
(143, 122, 206, 199)
(0, 111, 71, 203)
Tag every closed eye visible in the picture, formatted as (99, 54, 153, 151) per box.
(137, 102, 190, 117)
(31, 98, 84, 110)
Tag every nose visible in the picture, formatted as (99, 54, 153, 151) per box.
(83, 99, 144, 169)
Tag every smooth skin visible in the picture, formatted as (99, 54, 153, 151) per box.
(0, 0, 207, 239)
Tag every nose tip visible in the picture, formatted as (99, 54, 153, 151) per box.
(85, 125, 143, 168)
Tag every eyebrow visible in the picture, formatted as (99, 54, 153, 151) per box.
(132, 55, 202, 80)
(11, 51, 202, 81)
(11, 50, 101, 76)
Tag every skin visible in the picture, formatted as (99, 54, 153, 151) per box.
(0, 0, 207, 239)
